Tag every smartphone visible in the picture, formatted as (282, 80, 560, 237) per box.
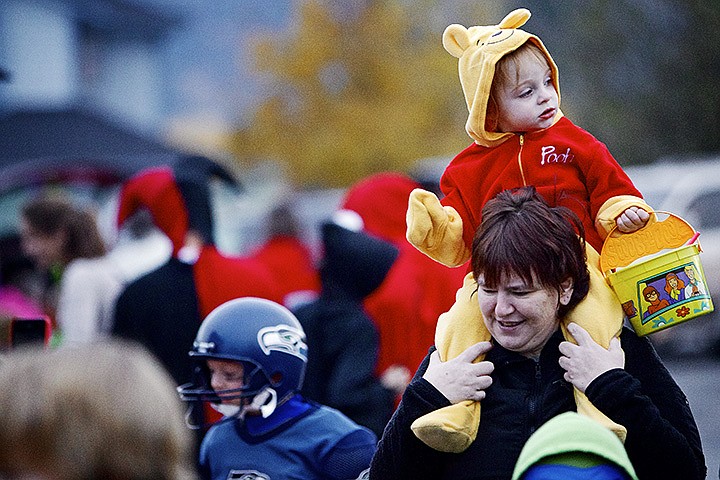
(10, 317, 51, 348)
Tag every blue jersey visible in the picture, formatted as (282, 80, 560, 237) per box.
(199, 396, 376, 480)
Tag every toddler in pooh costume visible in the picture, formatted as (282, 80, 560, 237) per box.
(406, 8, 651, 453)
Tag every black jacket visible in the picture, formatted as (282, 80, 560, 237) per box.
(112, 258, 200, 386)
(295, 222, 398, 438)
(369, 328, 706, 480)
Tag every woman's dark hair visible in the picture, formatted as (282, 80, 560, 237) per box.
(22, 196, 106, 263)
(471, 187, 590, 317)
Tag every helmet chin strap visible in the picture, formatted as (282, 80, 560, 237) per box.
(185, 387, 280, 429)
(211, 402, 242, 418)
(240, 387, 278, 420)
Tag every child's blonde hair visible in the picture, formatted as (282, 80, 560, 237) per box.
(486, 41, 551, 132)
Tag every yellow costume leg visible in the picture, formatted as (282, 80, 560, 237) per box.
(410, 272, 489, 453)
(562, 244, 627, 442)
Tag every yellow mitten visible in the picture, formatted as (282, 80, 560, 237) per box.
(406, 188, 470, 267)
(411, 273, 489, 452)
(595, 195, 652, 240)
(562, 245, 627, 442)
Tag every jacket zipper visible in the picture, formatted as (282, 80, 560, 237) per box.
(517, 134, 527, 186)
(528, 360, 542, 435)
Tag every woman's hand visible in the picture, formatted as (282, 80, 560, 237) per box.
(558, 323, 625, 392)
(422, 341, 494, 403)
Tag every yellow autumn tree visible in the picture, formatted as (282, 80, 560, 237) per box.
(229, 0, 492, 188)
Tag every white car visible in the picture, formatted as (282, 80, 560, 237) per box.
(625, 157, 720, 356)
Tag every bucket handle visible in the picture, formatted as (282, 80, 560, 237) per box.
(599, 211, 697, 275)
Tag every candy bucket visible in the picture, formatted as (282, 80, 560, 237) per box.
(600, 212, 714, 336)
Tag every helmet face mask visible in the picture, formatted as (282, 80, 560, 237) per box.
(177, 298, 308, 419)
(178, 360, 266, 404)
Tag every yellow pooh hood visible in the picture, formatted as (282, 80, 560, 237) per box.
(444, 8, 561, 147)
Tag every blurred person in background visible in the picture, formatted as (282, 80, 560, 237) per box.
(111, 155, 281, 434)
(19, 195, 122, 346)
(0, 339, 197, 480)
(295, 214, 400, 438)
(0, 237, 46, 350)
(248, 202, 320, 310)
(178, 297, 376, 480)
(340, 172, 466, 399)
(0, 235, 45, 318)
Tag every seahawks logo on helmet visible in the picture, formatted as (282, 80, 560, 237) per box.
(257, 324, 307, 361)
(227, 470, 269, 480)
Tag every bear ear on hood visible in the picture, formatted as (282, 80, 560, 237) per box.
(498, 8, 531, 29)
(443, 24, 471, 58)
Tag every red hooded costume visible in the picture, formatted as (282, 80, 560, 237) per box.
(113, 156, 281, 428)
(247, 204, 320, 310)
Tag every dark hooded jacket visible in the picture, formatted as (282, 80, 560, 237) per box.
(341, 173, 466, 378)
(295, 222, 399, 438)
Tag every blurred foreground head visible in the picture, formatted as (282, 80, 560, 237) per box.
(0, 341, 197, 480)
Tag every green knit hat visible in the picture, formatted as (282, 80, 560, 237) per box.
(511, 412, 639, 480)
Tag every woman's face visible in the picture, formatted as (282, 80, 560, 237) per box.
(19, 218, 66, 270)
(477, 272, 571, 359)
(207, 359, 246, 406)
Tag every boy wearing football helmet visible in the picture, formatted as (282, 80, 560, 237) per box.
(178, 297, 376, 480)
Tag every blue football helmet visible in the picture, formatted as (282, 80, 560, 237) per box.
(177, 297, 308, 413)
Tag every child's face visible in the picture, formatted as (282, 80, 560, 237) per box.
(207, 358, 246, 406)
(495, 56, 558, 134)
